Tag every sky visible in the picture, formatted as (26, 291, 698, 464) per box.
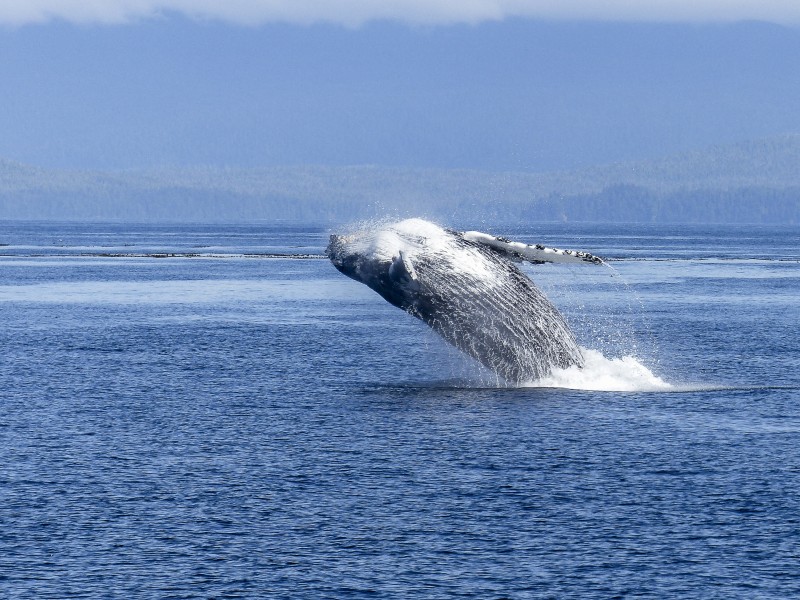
(2, 0, 800, 27)
(1, 2, 799, 171)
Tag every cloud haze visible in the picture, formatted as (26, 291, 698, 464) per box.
(2, 0, 800, 26)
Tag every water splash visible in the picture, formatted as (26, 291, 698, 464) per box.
(519, 251, 672, 391)
(331, 218, 679, 391)
(526, 347, 673, 392)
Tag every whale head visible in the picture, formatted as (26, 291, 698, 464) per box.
(327, 219, 435, 311)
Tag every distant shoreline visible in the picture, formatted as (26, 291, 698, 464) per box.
(2, 135, 799, 225)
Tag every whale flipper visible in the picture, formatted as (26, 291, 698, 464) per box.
(461, 231, 605, 266)
(389, 250, 420, 288)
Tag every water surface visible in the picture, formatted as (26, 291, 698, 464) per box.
(1, 222, 799, 598)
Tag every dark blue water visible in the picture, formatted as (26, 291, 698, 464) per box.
(2, 221, 799, 598)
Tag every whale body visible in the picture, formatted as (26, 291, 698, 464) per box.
(327, 218, 603, 384)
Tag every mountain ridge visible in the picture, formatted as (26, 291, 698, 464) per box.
(1, 134, 799, 224)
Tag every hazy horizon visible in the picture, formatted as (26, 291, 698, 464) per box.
(2, 12, 800, 173)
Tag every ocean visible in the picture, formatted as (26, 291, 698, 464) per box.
(1, 221, 799, 598)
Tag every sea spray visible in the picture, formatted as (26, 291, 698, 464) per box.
(529, 347, 673, 392)
(525, 253, 667, 389)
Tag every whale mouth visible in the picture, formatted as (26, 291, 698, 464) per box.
(327, 233, 367, 280)
(326, 234, 348, 267)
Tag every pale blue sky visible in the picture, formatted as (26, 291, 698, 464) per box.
(2, 0, 799, 26)
(1, 4, 799, 170)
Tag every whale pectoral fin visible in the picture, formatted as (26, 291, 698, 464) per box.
(462, 230, 605, 265)
(389, 250, 421, 288)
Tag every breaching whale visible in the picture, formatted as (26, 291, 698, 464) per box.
(327, 218, 604, 384)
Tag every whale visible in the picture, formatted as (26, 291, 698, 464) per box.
(327, 218, 604, 384)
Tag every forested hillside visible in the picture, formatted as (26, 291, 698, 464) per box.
(1, 135, 799, 224)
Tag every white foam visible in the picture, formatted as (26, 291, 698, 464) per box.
(525, 347, 673, 392)
(349, 218, 499, 282)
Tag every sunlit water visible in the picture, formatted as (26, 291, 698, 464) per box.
(1, 221, 799, 598)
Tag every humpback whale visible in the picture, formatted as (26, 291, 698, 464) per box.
(327, 218, 604, 384)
